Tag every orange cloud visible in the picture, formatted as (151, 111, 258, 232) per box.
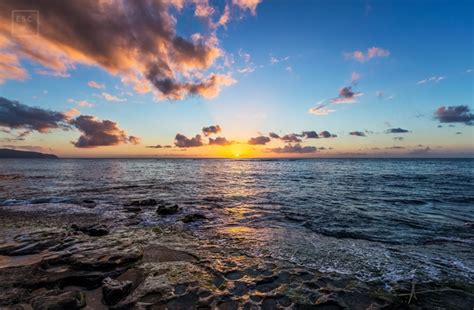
(0, 1, 235, 100)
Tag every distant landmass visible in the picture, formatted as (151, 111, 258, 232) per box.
(0, 148, 58, 159)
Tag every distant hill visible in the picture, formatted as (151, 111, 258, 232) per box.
(0, 148, 58, 159)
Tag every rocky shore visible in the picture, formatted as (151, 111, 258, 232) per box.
(0, 199, 473, 309)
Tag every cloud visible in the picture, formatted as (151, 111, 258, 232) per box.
(0, 1, 239, 100)
(417, 76, 445, 85)
(209, 136, 232, 146)
(393, 137, 404, 141)
(218, 4, 230, 26)
(148, 73, 236, 100)
(385, 146, 405, 149)
(175, 133, 204, 147)
(349, 131, 366, 137)
(281, 134, 302, 143)
(202, 125, 222, 136)
(319, 131, 337, 138)
(301, 131, 319, 139)
(308, 102, 336, 115)
(101, 92, 126, 102)
(271, 144, 317, 154)
(248, 136, 271, 145)
(68, 98, 94, 107)
(410, 146, 431, 154)
(0, 97, 68, 133)
(434, 105, 474, 125)
(345, 47, 390, 62)
(386, 128, 410, 134)
(269, 132, 280, 139)
(232, 0, 262, 15)
(147, 145, 172, 149)
(0, 52, 28, 84)
(270, 55, 290, 65)
(0, 144, 53, 153)
(87, 81, 105, 89)
(351, 72, 361, 83)
(330, 86, 363, 104)
(70, 115, 139, 148)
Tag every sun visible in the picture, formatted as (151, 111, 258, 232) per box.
(233, 152, 240, 158)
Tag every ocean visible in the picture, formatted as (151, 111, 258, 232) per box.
(1, 158, 473, 288)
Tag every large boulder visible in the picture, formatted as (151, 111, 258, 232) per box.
(156, 204, 179, 216)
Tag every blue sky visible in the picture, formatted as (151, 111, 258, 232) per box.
(0, 0, 472, 157)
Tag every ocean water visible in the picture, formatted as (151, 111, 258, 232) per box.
(1, 158, 473, 287)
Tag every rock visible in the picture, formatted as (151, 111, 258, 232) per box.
(181, 213, 207, 223)
(30, 290, 86, 310)
(126, 199, 157, 207)
(71, 224, 108, 236)
(102, 277, 133, 305)
(124, 206, 141, 213)
(156, 204, 179, 215)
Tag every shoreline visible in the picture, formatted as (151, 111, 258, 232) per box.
(1, 201, 473, 309)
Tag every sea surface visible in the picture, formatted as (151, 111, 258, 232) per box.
(1, 158, 473, 288)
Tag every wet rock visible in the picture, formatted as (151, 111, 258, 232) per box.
(126, 199, 157, 207)
(143, 245, 197, 262)
(213, 276, 226, 290)
(102, 277, 133, 305)
(224, 270, 244, 280)
(124, 206, 141, 213)
(156, 204, 179, 216)
(174, 283, 188, 295)
(230, 281, 247, 296)
(181, 213, 207, 223)
(216, 299, 239, 310)
(71, 224, 108, 236)
(166, 292, 199, 310)
(30, 290, 86, 310)
(261, 297, 278, 310)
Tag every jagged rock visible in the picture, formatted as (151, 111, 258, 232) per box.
(71, 224, 109, 236)
(102, 277, 133, 305)
(126, 199, 157, 207)
(181, 213, 207, 223)
(30, 290, 86, 310)
(156, 204, 179, 215)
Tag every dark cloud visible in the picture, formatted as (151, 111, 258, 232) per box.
(281, 134, 302, 143)
(393, 137, 404, 141)
(385, 146, 405, 149)
(455, 132, 462, 135)
(202, 125, 222, 136)
(147, 145, 172, 149)
(410, 146, 431, 154)
(434, 105, 474, 125)
(70, 115, 139, 148)
(269, 132, 280, 139)
(0, 97, 68, 133)
(209, 136, 232, 146)
(330, 86, 363, 104)
(349, 131, 366, 137)
(301, 131, 319, 139)
(248, 136, 271, 145)
(319, 131, 337, 138)
(0, 1, 236, 100)
(175, 134, 204, 148)
(271, 144, 317, 154)
(385, 128, 410, 134)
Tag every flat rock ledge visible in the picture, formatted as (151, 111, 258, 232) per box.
(0, 206, 473, 310)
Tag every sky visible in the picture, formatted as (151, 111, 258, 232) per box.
(0, 0, 473, 158)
